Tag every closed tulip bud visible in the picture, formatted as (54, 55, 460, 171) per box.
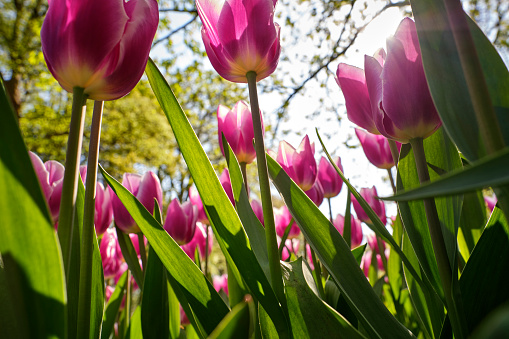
(218, 101, 262, 164)
(305, 180, 324, 207)
(274, 205, 300, 239)
(111, 171, 163, 233)
(333, 214, 363, 248)
(189, 185, 209, 225)
(181, 222, 213, 260)
(219, 169, 235, 205)
(352, 186, 386, 226)
(484, 194, 497, 212)
(129, 233, 147, 257)
(29, 152, 64, 223)
(100, 228, 123, 279)
(250, 199, 264, 226)
(317, 156, 343, 198)
(355, 129, 401, 169)
(196, 0, 281, 83)
(367, 233, 386, 255)
(365, 18, 442, 143)
(164, 199, 198, 245)
(213, 274, 229, 295)
(41, 0, 159, 100)
(276, 135, 317, 191)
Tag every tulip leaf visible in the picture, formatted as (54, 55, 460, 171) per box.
(411, 0, 509, 162)
(208, 301, 251, 339)
(459, 207, 509, 332)
(457, 191, 486, 263)
(282, 259, 367, 339)
(101, 271, 128, 339)
(145, 59, 290, 336)
(267, 155, 414, 338)
(116, 225, 144, 290)
(141, 201, 170, 339)
(385, 147, 509, 202)
(101, 166, 229, 335)
(0, 79, 66, 339)
(127, 306, 143, 339)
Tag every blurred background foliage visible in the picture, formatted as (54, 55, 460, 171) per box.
(1, 0, 507, 202)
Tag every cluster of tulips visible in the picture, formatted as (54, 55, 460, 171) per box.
(2, 0, 508, 337)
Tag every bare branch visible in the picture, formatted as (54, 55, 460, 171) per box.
(152, 14, 199, 48)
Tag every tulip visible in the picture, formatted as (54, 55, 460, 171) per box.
(164, 199, 198, 245)
(367, 233, 386, 255)
(189, 185, 209, 225)
(251, 199, 264, 226)
(305, 180, 324, 206)
(219, 169, 235, 205)
(279, 238, 300, 261)
(484, 194, 497, 212)
(276, 135, 317, 191)
(129, 233, 147, 257)
(213, 274, 229, 295)
(365, 18, 442, 143)
(100, 228, 124, 279)
(29, 152, 64, 223)
(333, 214, 363, 248)
(306, 244, 314, 270)
(352, 186, 386, 226)
(218, 101, 263, 164)
(274, 205, 300, 239)
(41, 0, 159, 100)
(355, 129, 401, 170)
(196, 0, 281, 83)
(111, 171, 163, 233)
(181, 222, 213, 260)
(316, 156, 343, 198)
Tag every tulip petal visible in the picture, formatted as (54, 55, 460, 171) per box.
(136, 171, 163, 215)
(29, 152, 52, 200)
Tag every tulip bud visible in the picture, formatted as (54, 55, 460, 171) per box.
(279, 238, 300, 261)
(305, 180, 324, 206)
(352, 186, 386, 226)
(250, 199, 264, 226)
(317, 156, 343, 198)
(111, 171, 163, 233)
(181, 222, 213, 260)
(218, 101, 262, 164)
(196, 0, 281, 83)
(189, 185, 209, 225)
(41, 0, 159, 100)
(274, 205, 300, 239)
(367, 233, 386, 255)
(484, 194, 497, 212)
(219, 169, 235, 205)
(100, 228, 124, 279)
(355, 129, 401, 170)
(129, 233, 147, 257)
(29, 152, 64, 224)
(333, 214, 363, 248)
(306, 244, 314, 270)
(276, 135, 317, 191)
(164, 199, 198, 245)
(213, 274, 229, 295)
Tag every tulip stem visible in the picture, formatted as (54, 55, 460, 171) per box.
(387, 168, 396, 193)
(327, 198, 333, 222)
(410, 137, 468, 339)
(246, 71, 286, 307)
(138, 233, 147, 272)
(388, 140, 400, 167)
(77, 100, 104, 339)
(58, 87, 87, 283)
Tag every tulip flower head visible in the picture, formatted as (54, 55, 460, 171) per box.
(189, 185, 209, 225)
(218, 101, 262, 164)
(333, 214, 363, 248)
(352, 186, 386, 226)
(29, 152, 64, 224)
(129, 233, 147, 257)
(274, 205, 300, 239)
(181, 222, 213, 260)
(100, 228, 124, 279)
(251, 199, 264, 226)
(196, 0, 281, 82)
(305, 180, 325, 207)
(484, 194, 497, 212)
(365, 18, 442, 143)
(317, 156, 343, 198)
(355, 129, 401, 170)
(367, 233, 386, 255)
(276, 135, 317, 191)
(111, 171, 163, 233)
(41, 0, 159, 100)
(219, 169, 235, 205)
(279, 238, 300, 261)
(164, 199, 198, 245)
(213, 274, 229, 295)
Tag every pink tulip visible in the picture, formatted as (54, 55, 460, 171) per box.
(361, 250, 373, 277)
(219, 169, 235, 205)
(213, 274, 229, 295)
(189, 185, 209, 225)
(333, 214, 363, 248)
(100, 228, 124, 279)
(196, 0, 281, 83)
(367, 233, 386, 255)
(305, 180, 324, 207)
(164, 199, 198, 245)
(306, 244, 314, 270)
(250, 199, 264, 226)
(352, 186, 386, 226)
(218, 101, 263, 164)
(279, 238, 300, 261)
(29, 152, 64, 223)
(274, 205, 300, 239)
(355, 129, 401, 170)
(129, 233, 147, 258)
(484, 194, 497, 212)
(276, 135, 317, 191)
(111, 171, 163, 233)
(317, 156, 343, 198)
(181, 222, 213, 260)
(41, 0, 158, 100)
(365, 18, 442, 143)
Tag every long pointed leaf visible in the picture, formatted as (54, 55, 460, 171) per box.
(101, 271, 128, 339)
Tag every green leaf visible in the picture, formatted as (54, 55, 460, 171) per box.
(208, 301, 251, 339)
(459, 207, 509, 332)
(471, 303, 509, 339)
(116, 225, 144, 290)
(283, 259, 366, 339)
(411, 1, 509, 162)
(101, 271, 128, 339)
(0, 78, 66, 339)
(385, 148, 509, 202)
(457, 191, 486, 263)
(101, 166, 229, 335)
(267, 155, 414, 338)
(145, 59, 290, 336)
(127, 306, 143, 339)
(388, 216, 403, 302)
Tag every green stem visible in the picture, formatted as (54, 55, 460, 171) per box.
(388, 139, 400, 167)
(343, 191, 352, 248)
(240, 162, 249, 194)
(77, 100, 103, 339)
(58, 87, 87, 282)
(327, 197, 333, 222)
(246, 71, 285, 306)
(387, 168, 397, 193)
(138, 233, 147, 272)
(410, 138, 468, 338)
